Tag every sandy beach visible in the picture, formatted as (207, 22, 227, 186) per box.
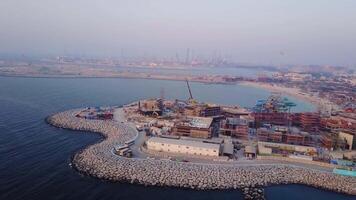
(240, 81, 338, 111)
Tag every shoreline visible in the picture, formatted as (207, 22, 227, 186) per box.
(239, 81, 337, 111)
(0, 73, 231, 84)
(46, 108, 356, 195)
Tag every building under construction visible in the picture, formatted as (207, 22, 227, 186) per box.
(253, 112, 288, 126)
(320, 134, 333, 150)
(257, 128, 283, 143)
(299, 112, 320, 131)
(252, 93, 296, 127)
(320, 114, 356, 132)
(222, 107, 250, 118)
(220, 118, 249, 140)
(172, 116, 214, 139)
(257, 126, 315, 146)
(138, 99, 163, 116)
(183, 104, 221, 118)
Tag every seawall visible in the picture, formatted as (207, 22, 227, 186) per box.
(46, 109, 356, 195)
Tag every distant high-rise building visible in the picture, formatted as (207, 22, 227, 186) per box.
(185, 48, 190, 64)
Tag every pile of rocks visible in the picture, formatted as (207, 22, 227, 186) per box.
(46, 109, 356, 196)
(243, 187, 265, 200)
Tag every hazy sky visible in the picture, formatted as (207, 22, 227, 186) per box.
(1, 0, 355, 66)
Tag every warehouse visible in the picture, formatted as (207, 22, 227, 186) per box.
(146, 137, 220, 157)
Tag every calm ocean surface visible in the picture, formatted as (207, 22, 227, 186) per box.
(0, 77, 354, 200)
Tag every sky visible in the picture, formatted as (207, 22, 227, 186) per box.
(0, 0, 356, 66)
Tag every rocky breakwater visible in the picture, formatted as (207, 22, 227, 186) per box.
(47, 109, 356, 196)
(243, 187, 265, 200)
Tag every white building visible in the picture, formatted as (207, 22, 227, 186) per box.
(146, 137, 220, 157)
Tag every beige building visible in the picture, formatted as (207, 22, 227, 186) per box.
(339, 131, 354, 150)
(146, 137, 220, 157)
(257, 141, 317, 155)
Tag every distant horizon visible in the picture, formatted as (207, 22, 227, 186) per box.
(0, 53, 355, 70)
(1, 1, 356, 67)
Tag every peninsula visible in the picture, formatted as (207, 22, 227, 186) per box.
(46, 96, 356, 198)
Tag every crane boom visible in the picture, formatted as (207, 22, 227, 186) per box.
(186, 79, 193, 99)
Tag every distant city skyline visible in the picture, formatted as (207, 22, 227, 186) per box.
(0, 0, 356, 67)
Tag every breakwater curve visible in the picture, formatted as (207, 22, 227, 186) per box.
(46, 109, 356, 196)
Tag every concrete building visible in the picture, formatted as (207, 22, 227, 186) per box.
(146, 137, 220, 157)
(138, 99, 163, 116)
(257, 141, 317, 156)
(320, 134, 333, 150)
(222, 138, 234, 156)
(221, 107, 249, 118)
(220, 118, 249, 140)
(183, 105, 202, 117)
(257, 126, 314, 146)
(285, 134, 305, 145)
(330, 151, 356, 161)
(200, 105, 221, 117)
(172, 116, 213, 139)
(244, 146, 257, 158)
(183, 104, 221, 117)
(257, 128, 283, 143)
(258, 143, 273, 155)
(339, 131, 354, 150)
(300, 112, 320, 131)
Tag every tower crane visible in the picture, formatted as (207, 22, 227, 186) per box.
(186, 79, 193, 99)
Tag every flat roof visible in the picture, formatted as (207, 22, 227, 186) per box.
(180, 136, 223, 144)
(222, 107, 249, 115)
(147, 137, 220, 150)
(184, 116, 213, 129)
(226, 118, 247, 125)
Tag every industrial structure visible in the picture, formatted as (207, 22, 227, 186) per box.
(138, 99, 163, 116)
(252, 93, 296, 127)
(146, 137, 220, 157)
(172, 116, 213, 139)
(116, 80, 355, 169)
(220, 118, 249, 140)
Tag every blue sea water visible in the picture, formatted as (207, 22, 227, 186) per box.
(0, 77, 353, 200)
(265, 185, 355, 200)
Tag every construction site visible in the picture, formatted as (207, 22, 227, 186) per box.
(117, 80, 355, 174)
